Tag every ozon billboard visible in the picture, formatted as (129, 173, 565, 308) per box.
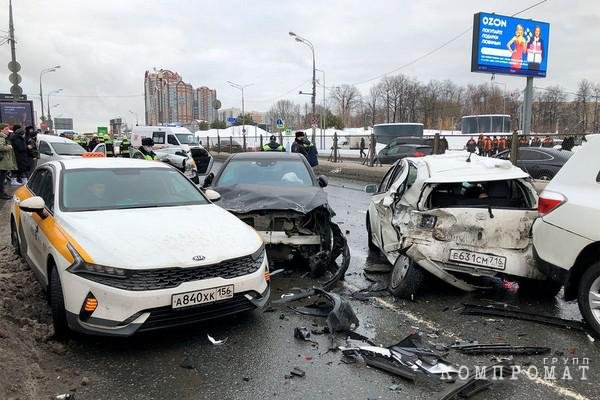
(471, 12, 550, 77)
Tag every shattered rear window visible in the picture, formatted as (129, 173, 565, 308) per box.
(217, 159, 313, 187)
(426, 179, 535, 209)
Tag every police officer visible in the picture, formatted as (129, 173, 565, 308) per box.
(139, 137, 157, 160)
(120, 136, 131, 157)
(104, 134, 114, 157)
(262, 135, 285, 151)
(303, 137, 319, 167)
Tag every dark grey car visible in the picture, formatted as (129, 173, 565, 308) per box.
(377, 144, 432, 164)
(495, 147, 573, 180)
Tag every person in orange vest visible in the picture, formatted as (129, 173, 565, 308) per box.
(531, 136, 542, 147)
(483, 136, 493, 156)
(519, 135, 529, 146)
(542, 135, 554, 148)
(477, 134, 484, 156)
(492, 136, 499, 156)
(498, 136, 508, 152)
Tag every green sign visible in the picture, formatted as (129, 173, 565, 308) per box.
(283, 128, 293, 136)
(97, 126, 108, 134)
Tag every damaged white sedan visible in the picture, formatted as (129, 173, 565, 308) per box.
(365, 152, 561, 299)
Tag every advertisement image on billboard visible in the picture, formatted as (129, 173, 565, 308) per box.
(471, 12, 550, 77)
(0, 100, 34, 127)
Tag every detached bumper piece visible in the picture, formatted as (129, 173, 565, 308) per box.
(451, 343, 551, 356)
(138, 293, 257, 333)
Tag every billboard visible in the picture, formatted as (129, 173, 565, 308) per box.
(54, 117, 74, 130)
(471, 12, 550, 77)
(0, 100, 35, 127)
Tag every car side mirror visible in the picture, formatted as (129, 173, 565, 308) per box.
(19, 196, 47, 218)
(364, 184, 378, 193)
(203, 172, 214, 188)
(317, 175, 328, 188)
(204, 189, 221, 202)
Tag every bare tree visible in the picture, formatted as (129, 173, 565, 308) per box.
(266, 99, 301, 130)
(330, 84, 362, 127)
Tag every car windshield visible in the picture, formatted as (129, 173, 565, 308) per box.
(52, 142, 86, 156)
(61, 167, 208, 211)
(217, 159, 313, 187)
(175, 134, 198, 145)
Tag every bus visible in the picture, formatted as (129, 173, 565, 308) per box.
(373, 123, 424, 144)
(461, 114, 511, 135)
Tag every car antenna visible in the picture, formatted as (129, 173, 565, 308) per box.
(466, 152, 472, 163)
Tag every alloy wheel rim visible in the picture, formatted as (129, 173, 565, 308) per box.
(589, 275, 600, 323)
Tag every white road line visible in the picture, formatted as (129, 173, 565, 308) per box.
(342, 280, 590, 399)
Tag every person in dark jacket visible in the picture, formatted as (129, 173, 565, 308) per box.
(291, 131, 309, 159)
(10, 126, 29, 185)
(262, 135, 285, 151)
(359, 137, 366, 158)
(88, 135, 99, 152)
(303, 137, 318, 167)
(561, 136, 575, 151)
(466, 137, 477, 153)
(25, 126, 38, 176)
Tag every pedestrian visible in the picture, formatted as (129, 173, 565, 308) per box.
(498, 136, 508, 152)
(477, 134, 484, 156)
(519, 135, 530, 147)
(562, 136, 575, 151)
(466, 136, 477, 153)
(25, 126, 39, 176)
(303, 137, 319, 167)
(492, 136, 499, 156)
(104, 134, 114, 157)
(10, 126, 30, 185)
(88, 135, 99, 152)
(359, 137, 366, 158)
(0, 123, 17, 199)
(440, 136, 449, 154)
(531, 136, 542, 147)
(483, 136, 493, 157)
(120, 136, 131, 157)
(262, 135, 285, 151)
(542, 135, 554, 148)
(139, 137, 157, 160)
(291, 131, 309, 159)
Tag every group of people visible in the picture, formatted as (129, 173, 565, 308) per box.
(261, 132, 319, 168)
(465, 135, 512, 156)
(0, 124, 40, 200)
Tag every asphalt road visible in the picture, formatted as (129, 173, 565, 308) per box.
(3, 169, 599, 400)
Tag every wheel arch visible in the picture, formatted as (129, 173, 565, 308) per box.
(565, 242, 600, 301)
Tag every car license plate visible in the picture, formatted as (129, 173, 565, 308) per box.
(448, 249, 507, 270)
(171, 285, 234, 309)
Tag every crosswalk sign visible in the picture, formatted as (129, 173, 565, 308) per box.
(276, 118, 285, 129)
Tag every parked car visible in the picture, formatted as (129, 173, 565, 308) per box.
(495, 147, 573, 180)
(37, 134, 86, 165)
(377, 144, 432, 164)
(9, 158, 269, 337)
(532, 136, 600, 336)
(211, 138, 243, 153)
(203, 152, 349, 284)
(365, 152, 559, 299)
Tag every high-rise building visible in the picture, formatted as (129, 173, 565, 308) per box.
(144, 69, 217, 126)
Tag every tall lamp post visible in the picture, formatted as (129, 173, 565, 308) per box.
(48, 104, 60, 133)
(227, 81, 253, 138)
(47, 89, 62, 119)
(289, 31, 316, 144)
(129, 110, 139, 126)
(39, 66, 60, 121)
(316, 68, 326, 149)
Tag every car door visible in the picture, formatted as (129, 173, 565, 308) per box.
(38, 140, 54, 164)
(368, 163, 398, 248)
(27, 167, 56, 272)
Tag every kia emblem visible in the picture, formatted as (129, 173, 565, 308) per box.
(192, 255, 205, 261)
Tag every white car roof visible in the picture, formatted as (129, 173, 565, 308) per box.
(546, 134, 600, 189)
(48, 157, 171, 170)
(37, 134, 78, 144)
(409, 152, 529, 183)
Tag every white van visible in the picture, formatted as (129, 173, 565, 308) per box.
(131, 126, 213, 174)
(37, 134, 87, 165)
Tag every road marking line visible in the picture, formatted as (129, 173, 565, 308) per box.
(342, 280, 590, 399)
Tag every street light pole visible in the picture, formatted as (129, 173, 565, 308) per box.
(227, 81, 253, 139)
(316, 68, 326, 149)
(129, 110, 139, 126)
(47, 89, 62, 120)
(39, 65, 60, 122)
(289, 32, 316, 144)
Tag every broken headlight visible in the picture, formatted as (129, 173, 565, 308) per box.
(418, 214, 437, 229)
(67, 243, 129, 279)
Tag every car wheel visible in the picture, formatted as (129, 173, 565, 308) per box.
(518, 278, 562, 297)
(388, 254, 424, 300)
(577, 261, 600, 337)
(534, 170, 554, 181)
(365, 212, 377, 251)
(49, 266, 70, 339)
(10, 218, 20, 256)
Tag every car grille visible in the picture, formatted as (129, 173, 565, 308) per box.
(137, 294, 256, 332)
(81, 253, 264, 291)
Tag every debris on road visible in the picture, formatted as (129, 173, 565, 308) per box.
(54, 394, 76, 400)
(207, 334, 228, 345)
(461, 303, 590, 333)
(451, 342, 551, 355)
(294, 327, 313, 341)
(290, 367, 306, 377)
(437, 361, 511, 400)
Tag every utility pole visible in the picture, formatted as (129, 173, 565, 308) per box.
(289, 32, 317, 144)
(523, 77, 534, 136)
(7, 0, 22, 104)
(227, 81, 253, 141)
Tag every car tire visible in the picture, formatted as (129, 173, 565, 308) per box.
(49, 266, 70, 339)
(388, 254, 424, 300)
(10, 218, 20, 256)
(365, 212, 377, 251)
(577, 261, 600, 337)
(518, 277, 562, 297)
(534, 170, 554, 181)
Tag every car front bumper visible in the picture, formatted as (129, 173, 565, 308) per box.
(61, 257, 270, 337)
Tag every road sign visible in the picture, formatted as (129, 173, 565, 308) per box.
(7, 61, 21, 73)
(213, 99, 222, 110)
(97, 126, 108, 135)
(227, 117, 237, 124)
(10, 85, 22, 96)
(311, 115, 319, 128)
(283, 129, 293, 136)
(276, 118, 285, 129)
(9, 73, 21, 85)
(54, 117, 73, 130)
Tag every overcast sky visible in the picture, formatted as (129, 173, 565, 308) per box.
(1, 0, 598, 132)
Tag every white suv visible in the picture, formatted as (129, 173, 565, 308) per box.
(533, 136, 600, 335)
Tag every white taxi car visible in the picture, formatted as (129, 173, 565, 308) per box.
(10, 158, 269, 337)
(365, 152, 558, 299)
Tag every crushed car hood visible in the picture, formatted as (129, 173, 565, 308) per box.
(214, 184, 330, 214)
(57, 204, 262, 269)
